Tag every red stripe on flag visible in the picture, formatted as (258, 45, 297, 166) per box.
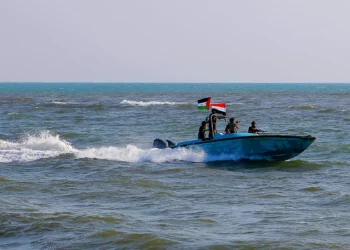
(211, 103, 226, 108)
(206, 98, 211, 109)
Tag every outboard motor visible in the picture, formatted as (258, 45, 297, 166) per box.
(153, 139, 168, 149)
(166, 140, 176, 148)
(153, 139, 177, 149)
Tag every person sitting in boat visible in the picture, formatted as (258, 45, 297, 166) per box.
(248, 121, 263, 134)
(225, 117, 239, 133)
(198, 121, 207, 140)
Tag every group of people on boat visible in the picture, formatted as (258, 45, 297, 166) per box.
(198, 111, 263, 140)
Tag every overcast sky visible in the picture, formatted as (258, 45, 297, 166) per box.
(1, 0, 349, 82)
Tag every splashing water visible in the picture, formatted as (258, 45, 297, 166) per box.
(0, 131, 208, 163)
(76, 145, 208, 163)
(0, 131, 75, 163)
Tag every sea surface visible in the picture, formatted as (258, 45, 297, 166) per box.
(0, 82, 349, 249)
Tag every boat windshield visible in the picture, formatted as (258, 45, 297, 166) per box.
(207, 114, 229, 136)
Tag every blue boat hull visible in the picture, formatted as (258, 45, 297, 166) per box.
(175, 133, 315, 161)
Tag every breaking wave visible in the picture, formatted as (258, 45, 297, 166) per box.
(52, 101, 68, 105)
(288, 105, 316, 110)
(120, 100, 187, 106)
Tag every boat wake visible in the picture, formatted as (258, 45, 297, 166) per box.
(0, 131, 242, 163)
(75, 145, 208, 163)
(0, 131, 75, 163)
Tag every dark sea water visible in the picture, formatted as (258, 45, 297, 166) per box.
(0, 82, 349, 249)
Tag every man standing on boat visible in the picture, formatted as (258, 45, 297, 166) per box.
(208, 111, 217, 139)
(198, 121, 207, 140)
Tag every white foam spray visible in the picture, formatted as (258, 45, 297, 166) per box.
(75, 145, 207, 163)
(0, 131, 246, 163)
(0, 131, 75, 163)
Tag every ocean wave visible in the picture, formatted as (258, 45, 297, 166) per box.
(300, 186, 323, 192)
(319, 108, 335, 113)
(5, 112, 21, 117)
(120, 100, 187, 106)
(52, 101, 68, 105)
(318, 108, 350, 114)
(43, 101, 78, 108)
(288, 105, 316, 110)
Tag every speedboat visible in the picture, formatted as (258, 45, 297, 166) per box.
(153, 115, 315, 161)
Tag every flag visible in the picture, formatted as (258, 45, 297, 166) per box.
(197, 97, 211, 110)
(211, 103, 226, 115)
